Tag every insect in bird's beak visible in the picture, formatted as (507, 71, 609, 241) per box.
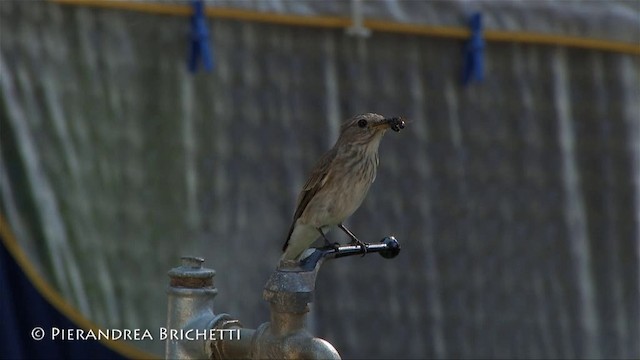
(386, 117, 406, 132)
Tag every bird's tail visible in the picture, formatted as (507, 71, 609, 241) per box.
(281, 224, 319, 261)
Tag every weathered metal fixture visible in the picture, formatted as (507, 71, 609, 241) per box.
(165, 237, 401, 360)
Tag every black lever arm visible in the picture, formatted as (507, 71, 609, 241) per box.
(298, 237, 401, 271)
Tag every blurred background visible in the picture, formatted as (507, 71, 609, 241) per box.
(1, 0, 639, 359)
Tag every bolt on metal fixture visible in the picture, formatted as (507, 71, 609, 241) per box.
(165, 238, 401, 360)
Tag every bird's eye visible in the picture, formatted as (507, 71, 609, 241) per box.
(358, 119, 368, 128)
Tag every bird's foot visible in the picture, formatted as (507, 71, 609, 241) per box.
(318, 228, 333, 247)
(338, 223, 367, 256)
(349, 238, 368, 257)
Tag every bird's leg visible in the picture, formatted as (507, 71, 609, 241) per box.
(338, 223, 367, 255)
(317, 228, 340, 249)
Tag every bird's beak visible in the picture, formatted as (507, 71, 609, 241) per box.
(374, 117, 405, 132)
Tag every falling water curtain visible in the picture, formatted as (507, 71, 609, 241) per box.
(1, 0, 639, 358)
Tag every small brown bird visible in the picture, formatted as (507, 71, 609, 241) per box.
(281, 113, 405, 261)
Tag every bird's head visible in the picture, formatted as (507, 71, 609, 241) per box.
(338, 113, 405, 146)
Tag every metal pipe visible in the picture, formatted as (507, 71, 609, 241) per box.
(269, 308, 307, 337)
(165, 256, 220, 359)
(210, 327, 255, 360)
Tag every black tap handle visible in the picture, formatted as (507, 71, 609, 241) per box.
(299, 237, 401, 270)
(330, 236, 401, 259)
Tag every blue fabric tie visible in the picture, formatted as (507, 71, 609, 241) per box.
(462, 12, 484, 85)
(188, 0, 213, 73)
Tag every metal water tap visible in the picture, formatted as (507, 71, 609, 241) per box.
(165, 237, 401, 360)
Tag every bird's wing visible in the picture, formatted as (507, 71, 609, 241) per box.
(282, 148, 337, 251)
